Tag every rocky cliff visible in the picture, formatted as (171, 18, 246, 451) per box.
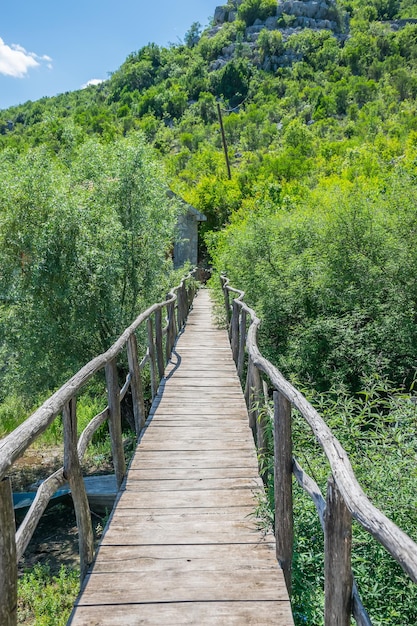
(207, 0, 347, 73)
(213, 0, 345, 32)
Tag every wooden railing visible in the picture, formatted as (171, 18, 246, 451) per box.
(221, 275, 417, 626)
(0, 271, 199, 626)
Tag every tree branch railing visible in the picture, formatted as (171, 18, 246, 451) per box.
(220, 274, 417, 626)
(0, 270, 199, 626)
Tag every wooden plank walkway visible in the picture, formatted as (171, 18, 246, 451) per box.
(69, 289, 294, 625)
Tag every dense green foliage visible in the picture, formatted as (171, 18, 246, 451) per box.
(0, 134, 177, 400)
(3, 0, 417, 622)
(210, 171, 417, 391)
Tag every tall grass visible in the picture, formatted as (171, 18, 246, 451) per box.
(257, 378, 417, 625)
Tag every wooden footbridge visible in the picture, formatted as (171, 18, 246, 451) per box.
(68, 288, 293, 625)
(1, 271, 417, 626)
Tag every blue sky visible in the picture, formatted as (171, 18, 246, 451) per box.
(0, 1, 217, 110)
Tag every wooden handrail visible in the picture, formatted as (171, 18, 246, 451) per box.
(220, 274, 417, 625)
(0, 273, 195, 480)
(0, 270, 198, 626)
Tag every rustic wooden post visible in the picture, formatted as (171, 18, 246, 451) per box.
(154, 308, 165, 380)
(221, 277, 231, 325)
(165, 303, 172, 362)
(105, 358, 126, 489)
(172, 298, 178, 339)
(63, 398, 94, 582)
(180, 283, 187, 328)
(147, 317, 158, 399)
(273, 390, 293, 594)
(0, 477, 17, 626)
(230, 299, 240, 366)
(176, 285, 184, 331)
(187, 282, 195, 311)
(166, 301, 176, 361)
(237, 308, 247, 379)
(324, 476, 353, 626)
(244, 357, 256, 437)
(252, 365, 268, 477)
(127, 334, 146, 437)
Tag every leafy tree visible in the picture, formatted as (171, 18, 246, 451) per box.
(211, 58, 253, 104)
(0, 135, 177, 398)
(257, 29, 284, 62)
(185, 22, 202, 48)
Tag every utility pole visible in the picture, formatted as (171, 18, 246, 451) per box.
(217, 102, 232, 180)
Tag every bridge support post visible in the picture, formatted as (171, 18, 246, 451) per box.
(230, 299, 240, 366)
(63, 398, 94, 582)
(166, 300, 176, 361)
(154, 309, 165, 380)
(127, 334, 146, 437)
(273, 391, 293, 595)
(147, 317, 158, 400)
(220, 275, 231, 325)
(0, 477, 17, 626)
(105, 358, 126, 489)
(324, 476, 353, 626)
(237, 308, 247, 379)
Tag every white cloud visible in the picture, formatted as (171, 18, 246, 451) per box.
(0, 37, 52, 78)
(82, 78, 106, 89)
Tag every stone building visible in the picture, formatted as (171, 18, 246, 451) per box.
(172, 197, 207, 269)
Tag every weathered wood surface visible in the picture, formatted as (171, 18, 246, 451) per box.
(63, 398, 94, 581)
(0, 478, 17, 626)
(324, 477, 353, 626)
(273, 390, 293, 595)
(69, 289, 294, 626)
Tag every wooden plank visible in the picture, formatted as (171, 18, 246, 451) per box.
(76, 569, 288, 604)
(102, 520, 268, 546)
(139, 428, 254, 443)
(127, 467, 258, 479)
(89, 543, 277, 572)
(136, 440, 255, 452)
(148, 420, 253, 428)
(113, 489, 264, 510)
(166, 368, 238, 374)
(160, 378, 241, 386)
(122, 477, 262, 491)
(154, 400, 248, 408)
(129, 450, 259, 470)
(109, 506, 256, 521)
(70, 601, 293, 625)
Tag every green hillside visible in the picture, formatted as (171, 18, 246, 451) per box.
(3, 0, 417, 391)
(2, 0, 417, 622)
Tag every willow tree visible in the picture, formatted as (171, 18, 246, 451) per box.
(0, 133, 178, 399)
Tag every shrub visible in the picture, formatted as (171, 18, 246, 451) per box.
(238, 0, 277, 26)
(18, 564, 79, 626)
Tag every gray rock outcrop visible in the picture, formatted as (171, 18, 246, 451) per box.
(213, 0, 343, 32)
